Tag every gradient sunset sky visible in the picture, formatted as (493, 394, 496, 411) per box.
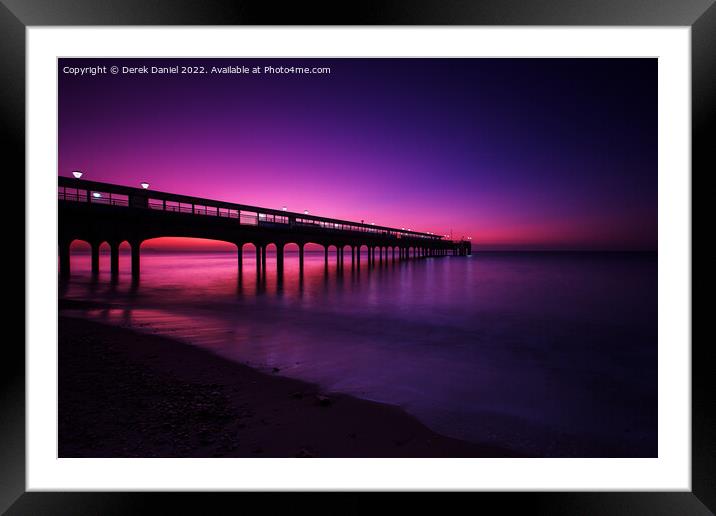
(59, 58, 657, 251)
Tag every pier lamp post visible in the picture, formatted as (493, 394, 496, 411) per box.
(282, 206, 287, 211)
(72, 170, 83, 179)
(304, 210, 309, 215)
(128, 182, 150, 208)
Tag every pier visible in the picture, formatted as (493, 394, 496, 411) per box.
(58, 177, 471, 280)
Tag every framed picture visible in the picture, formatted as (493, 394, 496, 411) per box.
(7, 0, 709, 513)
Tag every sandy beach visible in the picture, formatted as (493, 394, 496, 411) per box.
(59, 313, 518, 458)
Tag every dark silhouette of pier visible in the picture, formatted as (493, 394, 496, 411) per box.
(58, 177, 471, 280)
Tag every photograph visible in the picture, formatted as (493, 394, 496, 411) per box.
(56, 57, 658, 459)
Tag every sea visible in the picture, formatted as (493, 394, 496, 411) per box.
(59, 249, 658, 457)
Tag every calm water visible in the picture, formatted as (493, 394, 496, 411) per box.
(60, 250, 657, 457)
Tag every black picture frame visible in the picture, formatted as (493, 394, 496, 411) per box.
(4, 1, 709, 513)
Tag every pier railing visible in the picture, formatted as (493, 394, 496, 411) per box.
(59, 177, 444, 241)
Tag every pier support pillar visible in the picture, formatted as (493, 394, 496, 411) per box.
(130, 240, 141, 280)
(277, 244, 284, 274)
(324, 246, 329, 267)
(237, 244, 243, 274)
(110, 242, 119, 277)
(255, 245, 262, 276)
(91, 242, 100, 275)
(299, 244, 305, 271)
(261, 245, 267, 271)
(337, 247, 341, 268)
(59, 240, 71, 278)
(379, 247, 383, 264)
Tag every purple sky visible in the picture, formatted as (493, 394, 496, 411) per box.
(59, 58, 657, 250)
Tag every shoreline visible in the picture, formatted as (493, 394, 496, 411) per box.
(59, 313, 521, 458)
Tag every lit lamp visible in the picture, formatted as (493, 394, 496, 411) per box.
(72, 170, 83, 179)
(140, 181, 150, 189)
(92, 192, 102, 198)
(304, 210, 309, 215)
(282, 206, 287, 211)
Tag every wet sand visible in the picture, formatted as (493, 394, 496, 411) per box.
(59, 314, 520, 458)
